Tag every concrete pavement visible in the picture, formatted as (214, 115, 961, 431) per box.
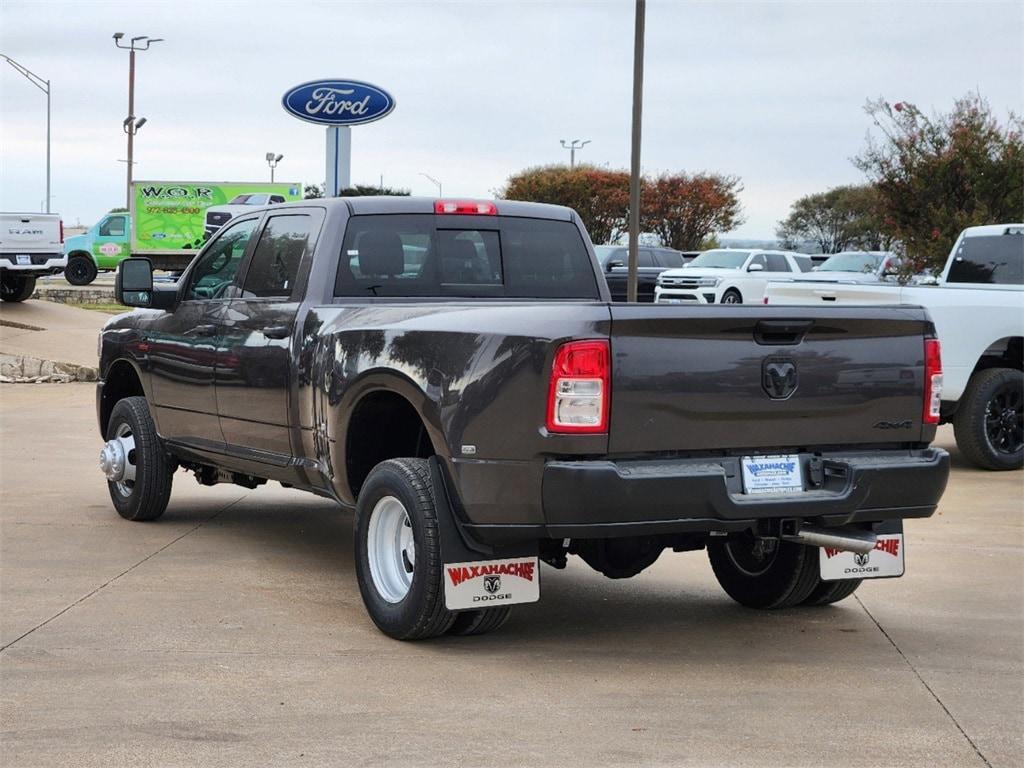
(1, 384, 1021, 767)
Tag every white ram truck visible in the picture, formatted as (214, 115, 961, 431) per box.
(765, 224, 1023, 470)
(0, 212, 65, 302)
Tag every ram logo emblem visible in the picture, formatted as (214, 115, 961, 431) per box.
(763, 360, 798, 399)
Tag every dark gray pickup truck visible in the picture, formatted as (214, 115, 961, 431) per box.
(98, 197, 949, 639)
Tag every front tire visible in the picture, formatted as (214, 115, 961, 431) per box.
(102, 397, 173, 521)
(354, 459, 455, 640)
(721, 289, 742, 304)
(707, 533, 819, 608)
(953, 368, 1023, 470)
(0, 274, 36, 302)
(65, 254, 98, 285)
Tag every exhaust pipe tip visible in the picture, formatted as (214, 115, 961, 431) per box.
(785, 524, 877, 555)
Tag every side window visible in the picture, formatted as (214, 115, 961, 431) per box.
(99, 216, 126, 237)
(185, 218, 258, 301)
(655, 250, 684, 268)
(270, 195, 286, 204)
(748, 253, 767, 271)
(242, 215, 314, 299)
(794, 257, 814, 273)
(638, 249, 656, 268)
(765, 254, 791, 272)
(947, 234, 1024, 285)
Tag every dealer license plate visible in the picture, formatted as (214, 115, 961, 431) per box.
(16, 254, 31, 265)
(444, 557, 540, 610)
(740, 454, 803, 494)
(819, 533, 905, 581)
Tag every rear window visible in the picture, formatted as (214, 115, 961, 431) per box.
(334, 214, 600, 298)
(946, 233, 1024, 285)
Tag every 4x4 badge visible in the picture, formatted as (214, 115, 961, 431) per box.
(763, 359, 798, 399)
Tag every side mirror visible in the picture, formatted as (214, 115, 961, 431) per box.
(747, 263, 764, 272)
(607, 259, 625, 271)
(116, 258, 154, 307)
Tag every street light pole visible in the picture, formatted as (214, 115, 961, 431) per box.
(419, 172, 442, 197)
(626, 0, 646, 303)
(560, 138, 591, 168)
(113, 33, 162, 209)
(266, 152, 283, 182)
(2, 54, 51, 213)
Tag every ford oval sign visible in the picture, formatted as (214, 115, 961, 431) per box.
(281, 79, 395, 126)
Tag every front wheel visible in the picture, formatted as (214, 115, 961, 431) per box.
(0, 273, 36, 302)
(707, 533, 820, 608)
(65, 255, 98, 285)
(354, 458, 455, 640)
(953, 367, 1023, 470)
(720, 289, 742, 304)
(102, 397, 173, 521)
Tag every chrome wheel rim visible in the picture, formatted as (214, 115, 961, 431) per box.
(100, 422, 137, 497)
(366, 496, 415, 603)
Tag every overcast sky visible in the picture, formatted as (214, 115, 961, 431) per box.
(1, 0, 1021, 238)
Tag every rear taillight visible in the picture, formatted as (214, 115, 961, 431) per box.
(59, 219, 64, 243)
(434, 200, 497, 215)
(923, 338, 943, 425)
(546, 340, 610, 434)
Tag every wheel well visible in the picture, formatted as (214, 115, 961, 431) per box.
(68, 250, 94, 260)
(345, 391, 434, 497)
(974, 336, 1023, 375)
(100, 360, 145, 436)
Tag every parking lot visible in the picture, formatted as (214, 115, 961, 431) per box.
(0, 381, 1020, 767)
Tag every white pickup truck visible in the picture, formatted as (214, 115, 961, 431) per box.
(0, 212, 65, 302)
(765, 224, 1023, 470)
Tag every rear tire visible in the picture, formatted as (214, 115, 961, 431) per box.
(707, 533, 819, 608)
(721, 289, 742, 304)
(65, 254, 98, 285)
(953, 368, 1023, 470)
(802, 578, 862, 606)
(447, 607, 512, 636)
(104, 396, 173, 521)
(0, 274, 36, 302)
(354, 458, 455, 640)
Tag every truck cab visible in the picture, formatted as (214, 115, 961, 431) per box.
(63, 212, 131, 285)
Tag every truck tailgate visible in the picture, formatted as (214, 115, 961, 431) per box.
(608, 305, 931, 454)
(0, 213, 61, 253)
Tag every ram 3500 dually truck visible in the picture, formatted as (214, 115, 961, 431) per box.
(97, 197, 949, 640)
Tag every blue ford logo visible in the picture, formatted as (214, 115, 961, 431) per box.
(281, 79, 396, 126)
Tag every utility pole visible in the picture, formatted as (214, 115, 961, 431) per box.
(114, 33, 162, 208)
(560, 138, 591, 168)
(2, 55, 51, 213)
(626, 0, 646, 303)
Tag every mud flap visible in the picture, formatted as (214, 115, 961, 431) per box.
(428, 457, 540, 611)
(819, 519, 905, 581)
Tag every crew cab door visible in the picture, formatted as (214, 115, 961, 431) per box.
(146, 217, 259, 446)
(216, 209, 323, 457)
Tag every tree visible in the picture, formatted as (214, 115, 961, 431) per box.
(498, 164, 630, 244)
(640, 172, 743, 251)
(854, 93, 1023, 275)
(304, 183, 410, 198)
(776, 184, 892, 253)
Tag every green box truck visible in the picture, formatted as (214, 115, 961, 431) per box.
(63, 181, 302, 284)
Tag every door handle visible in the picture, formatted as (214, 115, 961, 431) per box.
(261, 325, 291, 340)
(186, 324, 217, 337)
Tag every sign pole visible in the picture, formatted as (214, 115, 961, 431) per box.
(326, 125, 352, 196)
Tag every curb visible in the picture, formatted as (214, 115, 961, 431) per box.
(0, 353, 98, 384)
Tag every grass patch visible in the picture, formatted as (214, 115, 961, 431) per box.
(75, 302, 127, 313)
